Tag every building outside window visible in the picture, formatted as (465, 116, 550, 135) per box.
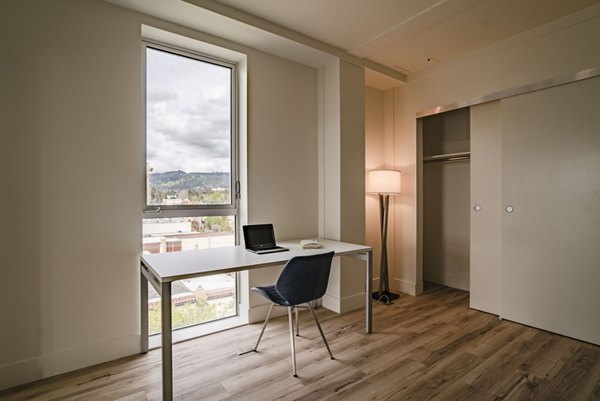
(143, 43, 238, 335)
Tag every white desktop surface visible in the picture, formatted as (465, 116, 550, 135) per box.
(141, 238, 371, 282)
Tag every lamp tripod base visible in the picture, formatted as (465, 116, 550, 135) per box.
(372, 291, 400, 305)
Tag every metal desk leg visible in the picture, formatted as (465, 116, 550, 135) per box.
(140, 267, 149, 353)
(366, 250, 373, 334)
(161, 282, 173, 401)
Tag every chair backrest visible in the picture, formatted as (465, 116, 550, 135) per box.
(275, 251, 335, 306)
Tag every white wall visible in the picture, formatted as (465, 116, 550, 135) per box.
(338, 61, 366, 312)
(0, 0, 319, 390)
(1, 1, 143, 389)
(389, 4, 600, 294)
(245, 52, 318, 238)
(319, 59, 366, 313)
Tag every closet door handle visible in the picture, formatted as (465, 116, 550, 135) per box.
(505, 205, 514, 213)
(474, 204, 482, 212)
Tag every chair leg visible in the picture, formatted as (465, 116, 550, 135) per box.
(295, 307, 300, 336)
(288, 307, 297, 377)
(253, 303, 274, 351)
(307, 303, 334, 360)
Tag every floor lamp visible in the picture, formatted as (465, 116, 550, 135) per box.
(367, 169, 401, 304)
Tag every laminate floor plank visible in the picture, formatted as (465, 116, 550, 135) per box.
(457, 330, 555, 400)
(464, 320, 527, 358)
(2, 284, 598, 401)
(343, 328, 445, 375)
(528, 346, 600, 401)
(379, 351, 485, 401)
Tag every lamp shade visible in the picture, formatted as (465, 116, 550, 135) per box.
(367, 169, 401, 194)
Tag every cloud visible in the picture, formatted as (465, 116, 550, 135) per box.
(147, 119, 231, 172)
(147, 86, 178, 103)
(145, 47, 232, 173)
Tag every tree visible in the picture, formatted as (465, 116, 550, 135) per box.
(149, 299, 222, 334)
(203, 216, 233, 232)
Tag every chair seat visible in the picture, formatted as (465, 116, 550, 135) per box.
(252, 285, 291, 306)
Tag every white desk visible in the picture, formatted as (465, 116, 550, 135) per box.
(140, 239, 373, 401)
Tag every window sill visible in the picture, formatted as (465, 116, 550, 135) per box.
(148, 315, 247, 350)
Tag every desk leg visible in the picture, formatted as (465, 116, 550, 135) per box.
(366, 250, 373, 334)
(140, 267, 149, 353)
(161, 282, 173, 401)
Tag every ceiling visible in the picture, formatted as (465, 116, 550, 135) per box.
(106, 0, 600, 88)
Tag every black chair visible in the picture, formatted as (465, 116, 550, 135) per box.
(251, 251, 335, 377)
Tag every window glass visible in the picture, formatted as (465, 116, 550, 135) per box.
(146, 47, 233, 207)
(143, 216, 236, 334)
(144, 43, 238, 335)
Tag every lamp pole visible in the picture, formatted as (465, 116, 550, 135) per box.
(374, 193, 399, 304)
(367, 169, 401, 305)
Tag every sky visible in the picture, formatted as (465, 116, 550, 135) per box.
(146, 47, 231, 174)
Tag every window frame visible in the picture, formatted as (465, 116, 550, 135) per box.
(142, 40, 242, 335)
(142, 41, 239, 225)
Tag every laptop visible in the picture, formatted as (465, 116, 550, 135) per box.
(243, 224, 289, 254)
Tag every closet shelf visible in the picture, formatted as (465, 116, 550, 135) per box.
(423, 151, 470, 163)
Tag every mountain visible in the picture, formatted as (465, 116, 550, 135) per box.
(149, 171, 230, 191)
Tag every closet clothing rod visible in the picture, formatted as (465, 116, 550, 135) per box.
(423, 151, 470, 163)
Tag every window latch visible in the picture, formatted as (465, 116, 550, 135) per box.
(235, 181, 241, 199)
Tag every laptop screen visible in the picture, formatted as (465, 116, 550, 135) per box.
(243, 224, 277, 249)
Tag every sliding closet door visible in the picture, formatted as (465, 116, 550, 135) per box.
(500, 77, 600, 344)
(470, 101, 501, 314)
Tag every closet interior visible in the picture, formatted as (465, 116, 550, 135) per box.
(420, 107, 471, 292)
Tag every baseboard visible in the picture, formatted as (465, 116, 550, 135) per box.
(372, 277, 416, 295)
(148, 316, 247, 349)
(392, 278, 418, 295)
(0, 334, 139, 391)
(424, 270, 470, 291)
(0, 358, 41, 392)
(322, 291, 365, 314)
(247, 302, 287, 324)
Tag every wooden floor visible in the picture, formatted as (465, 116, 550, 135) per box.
(2, 284, 599, 401)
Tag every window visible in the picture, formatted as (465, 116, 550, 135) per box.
(143, 43, 238, 335)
